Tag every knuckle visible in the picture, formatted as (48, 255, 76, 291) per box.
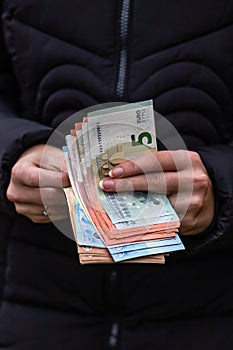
(180, 215, 199, 235)
(11, 162, 23, 179)
(190, 151, 202, 165)
(27, 171, 39, 187)
(191, 195, 203, 210)
(31, 217, 40, 223)
(151, 174, 160, 188)
(6, 187, 17, 202)
(121, 178, 133, 191)
(62, 172, 69, 187)
(130, 159, 140, 174)
(151, 173, 166, 191)
(15, 205, 24, 215)
(175, 150, 186, 160)
(29, 215, 45, 224)
(172, 150, 187, 169)
(194, 172, 210, 190)
(46, 187, 59, 204)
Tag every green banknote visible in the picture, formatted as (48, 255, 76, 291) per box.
(86, 100, 178, 229)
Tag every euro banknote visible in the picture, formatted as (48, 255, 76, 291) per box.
(63, 100, 184, 264)
(64, 186, 166, 264)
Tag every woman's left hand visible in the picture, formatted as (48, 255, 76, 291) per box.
(99, 150, 214, 236)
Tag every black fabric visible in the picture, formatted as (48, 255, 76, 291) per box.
(0, 1, 233, 349)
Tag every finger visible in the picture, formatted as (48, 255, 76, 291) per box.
(169, 192, 203, 216)
(167, 194, 196, 235)
(168, 192, 194, 220)
(39, 145, 67, 172)
(39, 167, 70, 188)
(39, 156, 68, 177)
(15, 203, 69, 223)
(39, 168, 70, 188)
(15, 203, 68, 216)
(99, 172, 179, 193)
(8, 186, 67, 206)
(180, 212, 213, 236)
(12, 162, 70, 188)
(24, 213, 69, 224)
(12, 202, 50, 223)
(109, 150, 189, 178)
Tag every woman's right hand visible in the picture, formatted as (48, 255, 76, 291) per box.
(7, 144, 70, 223)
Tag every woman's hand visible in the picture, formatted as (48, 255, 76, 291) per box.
(99, 150, 214, 236)
(7, 144, 70, 223)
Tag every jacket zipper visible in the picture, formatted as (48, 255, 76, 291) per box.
(107, 4, 132, 347)
(116, 0, 131, 99)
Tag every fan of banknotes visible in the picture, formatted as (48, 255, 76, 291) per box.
(63, 100, 185, 264)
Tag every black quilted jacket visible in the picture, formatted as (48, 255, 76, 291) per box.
(0, 1, 233, 349)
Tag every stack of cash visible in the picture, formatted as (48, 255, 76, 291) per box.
(63, 100, 184, 264)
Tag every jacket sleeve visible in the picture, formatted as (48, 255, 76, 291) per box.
(0, 18, 54, 215)
(181, 143, 233, 255)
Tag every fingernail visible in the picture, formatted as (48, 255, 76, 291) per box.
(109, 167, 123, 178)
(99, 180, 104, 190)
(99, 179, 114, 190)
